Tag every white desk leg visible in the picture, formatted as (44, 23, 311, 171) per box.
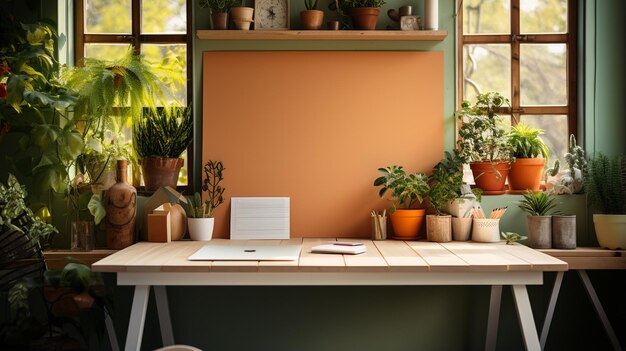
(105, 307, 120, 351)
(125, 285, 150, 351)
(511, 285, 541, 351)
(154, 286, 175, 346)
(540, 271, 564, 349)
(485, 285, 502, 351)
(578, 270, 623, 351)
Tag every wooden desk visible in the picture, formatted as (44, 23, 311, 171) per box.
(93, 239, 567, 351)
(536, 248, 626, 351)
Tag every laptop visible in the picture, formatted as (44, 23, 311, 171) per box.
(188, 244, 302, 261)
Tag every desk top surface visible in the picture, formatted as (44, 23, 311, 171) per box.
(92, 238, 568, 273)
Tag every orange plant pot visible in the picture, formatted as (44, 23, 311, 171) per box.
(389, 209, 425, 240)
(470, 161, 510, 195)
(348, 7, 380, 30)
(508, 158, 545, 192)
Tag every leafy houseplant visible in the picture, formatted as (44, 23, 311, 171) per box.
(199, 0, 239, 30)
(457, 92, 513, 194)
(501, 232, 527, 245)
(330, 0, 386, 30)
(185, 160, 226, 241)
(507, 122, 549, 192)
(584, 153, 626, 249)
(425, 167, 463, 243)
(301, 0, 324, 30)
(133, 106, 193, 191)
(374, 166, 429, 239)
(518, 191, 558, 249)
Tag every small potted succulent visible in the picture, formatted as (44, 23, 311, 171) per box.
(584, 153, 626, 249)
(183, 160, 226, 241)
(507, 121, 549, 192)
(133, 105, 193, 192)
(330, 0, 386, 30)
(374, 165, 429, 240)
(518, 191, 558, 249)
(301, 0, 324, 30)
(457, 92, 513, 194)
(199, 0, 239, 30)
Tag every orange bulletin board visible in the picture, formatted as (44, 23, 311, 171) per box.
(203, 51, 444, 238)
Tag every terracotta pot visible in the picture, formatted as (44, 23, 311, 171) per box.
(348, 7, 380, 30)
(211, 12, 229, 30)
(469, 161, 510, 195)
(301, 10, 324, 30)
(508, 158, 545, 192)
(106, 160, 137, 250)
(141, 156, 184, 192)
(389, 209, 425, 239)
(230, 7, 254, 30)
(426, 214, 452, 242)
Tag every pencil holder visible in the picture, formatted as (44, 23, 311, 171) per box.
(371, 215, 387, 240)
(472, 218, 500, 242)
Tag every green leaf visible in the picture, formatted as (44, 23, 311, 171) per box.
(88, 194, 106, 225)
(58, 131, 85, 161)
(31, 124, 60, 148)
(61, 263, 93, 293)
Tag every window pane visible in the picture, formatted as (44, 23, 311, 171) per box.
(84, 44, 130, 61)
(521, 0, 567, 34)
(463, 0, 510, 35)
(520, 115, 568, 167)
(142, 44, 187, 104)
(463, 44, 511, 102)
(520, 44, 567, 106)
(142, 0, 186, 34)
(85, 0, 131, 34)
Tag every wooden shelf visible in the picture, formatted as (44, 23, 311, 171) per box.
(44, 249, 118, 270)
(196, 29, 447, 41)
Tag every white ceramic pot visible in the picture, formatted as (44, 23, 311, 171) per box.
(452, 217, 472, 241)
(593, 214, 626, 249)
(188, 218, 215, 241)
(472, 218, 500, 242)
(446, 198, 477, 218)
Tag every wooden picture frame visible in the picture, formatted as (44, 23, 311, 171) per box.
(254, 0, 290, 30)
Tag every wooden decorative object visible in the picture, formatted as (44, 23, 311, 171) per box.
(141, 186, 188, 241)
(254, 0, 289, 30)
(105, 160, 137, 249)
(147, 203, 187, 242)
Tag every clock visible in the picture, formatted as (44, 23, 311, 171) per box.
(254, 0, 289, 30)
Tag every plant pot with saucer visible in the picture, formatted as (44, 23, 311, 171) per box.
(301, 0, 324, 29)
(182, 160, 226, 241)
(457, 92, 514, 195)
(133, 106, 193, 192)
(518, 191, 557, 249)
(374, 165, 429, 240)
(507, 122, 549, 193)
(585, 153, 626, 249)
(230, 6, 254, 30)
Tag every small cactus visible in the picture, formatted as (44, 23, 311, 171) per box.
(304, 0, 318, 10)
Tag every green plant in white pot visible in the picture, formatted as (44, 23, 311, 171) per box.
(518, 191, 558, 249)
(183, 160, 226, 241)
(584, 153, 626, 249)
(374, 166, 429, 240)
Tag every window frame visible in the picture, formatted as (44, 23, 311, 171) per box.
(457, 0, 578, 136)
(75, 0, 194, 191)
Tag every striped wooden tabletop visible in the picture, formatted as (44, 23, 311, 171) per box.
(92, 238, 568, 273)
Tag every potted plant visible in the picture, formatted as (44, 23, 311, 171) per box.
(230, 0, 254, 30)
(133, 105, 193, 191)
(457, 92, 513, 195)
(435, 150, 482, 217)
(584, 153, 626, 249)
(330, 0, 386, 30)
(374, 165, 429, 240)
(426, 167, 462, 243)
(301, 0, 324, 30)
(518, 191, 557, 249)
(199, 0, 239, 30)
(507, 121, 549, 192)
(79, 135, 134, 192)
(545, 134, 586, 194)
(182, 160, 226, 241)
